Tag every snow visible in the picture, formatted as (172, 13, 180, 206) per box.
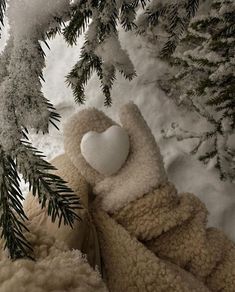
(95, 35, 135, 78)
(0, 21, 235, 242)
(81, 125, 130, 176)
(8, 0, 70, 40)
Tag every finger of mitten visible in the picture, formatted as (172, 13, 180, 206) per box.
(64, 108, 117, 185)
(94, 103, 167, 213)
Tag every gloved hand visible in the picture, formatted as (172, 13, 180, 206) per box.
(64, 102, 235, 292)
(64, 102, 167, 213)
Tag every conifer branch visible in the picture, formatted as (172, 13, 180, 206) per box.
(65, 0, 136, 105)
(162, 118, 235, 182)
(0, 149, 32, 260)
(160, 0, 235, 181)
(15, 142, 82, 228)
(63, 6, 92, 46)
(0, 0, 6, 28)
(46, 99, 61, 131)
(160, 3, 191, 58)
(66, 45, 102, 104)
(132, 0, 150, 9)
(0, 0, 85, 260)
(97, 63, 116, 106)
(136, 1, 200, 58)
(186, 0, 199, 18)
(46, 17, 64, 40)
(120, 1, 137, 31)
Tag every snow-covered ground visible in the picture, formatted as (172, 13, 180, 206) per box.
(1, 22, 235, 241)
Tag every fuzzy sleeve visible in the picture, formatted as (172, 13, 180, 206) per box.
(112, 182, 235, 292)
(24, 153, 101, 270)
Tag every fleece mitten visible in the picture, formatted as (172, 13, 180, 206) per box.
(64, 102, 235, 292)
(64, 102, 167, 212)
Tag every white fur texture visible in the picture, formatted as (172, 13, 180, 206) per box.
(81, 125, 130, 176)
(0, 223, 107, 292)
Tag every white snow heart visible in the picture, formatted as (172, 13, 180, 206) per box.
(80, 125, 130, 176)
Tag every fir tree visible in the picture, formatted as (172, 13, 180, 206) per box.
(0, 0, 81, 260)
(161, 0, 235, 182)
(137, 0, 200, 57)
(0, 0, 6, 34)
(0, 0, 199, 259)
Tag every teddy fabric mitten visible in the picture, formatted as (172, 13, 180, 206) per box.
(64, 102, 235, 292)
(64, 102, 167, 213)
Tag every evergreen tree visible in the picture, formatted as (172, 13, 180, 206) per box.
(0, 0, 6, 38)
(161, 0, 235, 182)
(137, 0, 200, 57)
(0, 0, 199, 259)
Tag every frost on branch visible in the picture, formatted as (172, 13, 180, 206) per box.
(65, 0, 137, 106)
(160, 0, 235, 182)
(136, 0, 200, 57)
(0, 0, 81, 260)
(162, 99, 235, 182)
(0, 0, 202, 258)
(64, 0, 199, 105)
(0, 0, 6, 38)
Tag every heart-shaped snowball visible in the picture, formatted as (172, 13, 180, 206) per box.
(80, 125, 130, 176)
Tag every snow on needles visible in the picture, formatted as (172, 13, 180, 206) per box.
(0, 0, 70, 151)
(95, 35, 136, 79)
(8, 0, 70, 40)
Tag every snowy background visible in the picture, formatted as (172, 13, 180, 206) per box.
(1, 20, 235, 241)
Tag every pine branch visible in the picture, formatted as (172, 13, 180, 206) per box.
(162, 118, 235, 182)
(0, 0, 85, 260)
(160, 36, 178, 58)
(46, 17, 64, 40)
(45, 99, 61, 131)
(0, 149, 32, 260)
(186, 0, 199, 18)
(120, 1, 137, 31)
(146, 5, 167, 27)
(224, 23, 235, 37)
(15, 142, 82, 228)
(63, 6, 92, 46)
(66, 46, 102, 104)
(97, 63, 116, 106)
(160, 3, 190, 58)
(0, 0, 6, 30)
(65, 0, 137, 105)
(97, 0, 118, 41)
(137, 1, 200, 58)
(132, 0, 150, 9)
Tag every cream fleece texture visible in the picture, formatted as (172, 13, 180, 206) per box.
(0, 154, 106, 292)
(0, 221, 107, 292)
(62, 102, 235, 291)
(65, 103, 167, 212)
(92, 207, 210, 292)
(112, 182, 235, 291)
(3, 102, 234, 292)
